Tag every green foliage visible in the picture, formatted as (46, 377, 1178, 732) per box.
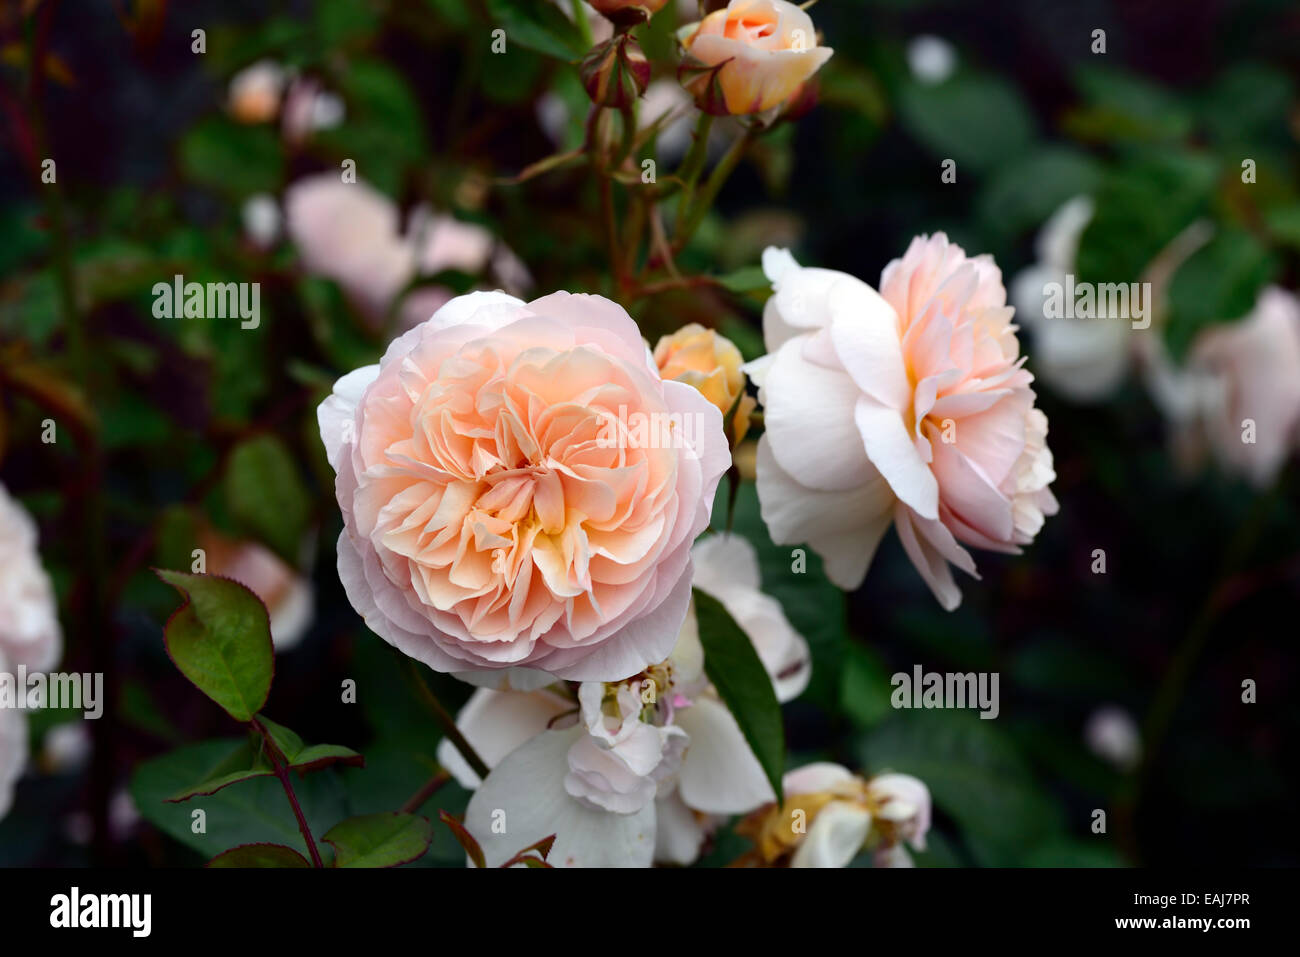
(486, 0, 587, 60)
(694, 587, 786, 802)
(898, 72, 1036, 174)
(1166, 227, 1280, 358)
(207, 843, 312, 867)
(222, 434, 312, 565)
(323, 813, 434, 868)
(155, 571, 274, 723)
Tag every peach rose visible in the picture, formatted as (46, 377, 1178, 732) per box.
(680, 0, 832, 115)
(654, 323, 757, 444)
(747, 238, 1059, 610)
(319, 290, 730, 684)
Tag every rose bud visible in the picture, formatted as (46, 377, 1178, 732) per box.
(678, 0, 832, 116)
(654, 324, 757, 446)
(581, 34, 652, 110)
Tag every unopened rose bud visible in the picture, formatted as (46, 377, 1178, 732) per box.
(581, 34, 651, 109)
(678, 0, 833, 116)
(654, 324, 756, 446)
(589, 0, 668, 27)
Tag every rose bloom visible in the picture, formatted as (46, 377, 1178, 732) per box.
(227, 59, 287, 124)
(285, 173, 531, 332)
(655, 324, 757, 445)
(737, 762, 931, 867)
(438, 533, 809, 866)
(1145, 286, 1300, 487)
(319, 290, 730, 685)
(1011, 196, 1136, 403)
(747, 238, 1059, 610)
(680, 0, 832, 115)
(0, 483, 62, 673)
(0, 650, 26, 821)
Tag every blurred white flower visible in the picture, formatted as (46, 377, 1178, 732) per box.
(42, 722, 91, 775)
(0, 651, 28, 822)
(0, 483, 62, 673)
(1144, 286, 1300, 487)
(227, 59, 287, 124)
(282, 78, 345, 143)
(907, 35, 957, 85)
(1084, 705, 1141, 770)
(284, 173, 531, 332)
(1011, 196, 1135, 402)
(241, 193, 281, 249)
(438, 535, 810, 867)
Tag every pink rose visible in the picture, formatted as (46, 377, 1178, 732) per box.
(319, 290, 730, 684)
(748, 237, 1059, 610)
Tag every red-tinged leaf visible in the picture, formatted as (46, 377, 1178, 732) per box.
(207, 843, 311, 868)
(438, 809, 486, 868)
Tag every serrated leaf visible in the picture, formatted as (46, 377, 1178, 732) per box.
(155, 570, 274, 722)
(323, 812, 433, 868)
(207, 843, 311, 868)
(693, 588, 785, 802)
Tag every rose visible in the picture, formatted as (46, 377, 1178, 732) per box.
(679, 0, 832, 116)
(747, 237, 1059, 610)
(284, 173, 531, 332)
(227, 59, 287, 124)
(738, 762, 931, 867)
(0, 483, 62, 673)
(319, 290, 731, 685)
(1145, 286, 1300, 488)
(654, 323, 757, 445)
(437, 533, 809, 866)
(0, 650, 26, 822)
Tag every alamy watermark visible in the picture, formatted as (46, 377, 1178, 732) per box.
(151, 274, 260, 329)
(0, 666, 104, 719)
(891, 665, 1000, 720)
(1042, 274, 1151, 330)
(594, 405, 711, 451)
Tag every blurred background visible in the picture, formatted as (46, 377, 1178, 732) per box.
(1, 0, 1298, 867)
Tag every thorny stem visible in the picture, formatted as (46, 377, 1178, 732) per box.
(675, 128, 753, 252)
(253, 718, 325, 868)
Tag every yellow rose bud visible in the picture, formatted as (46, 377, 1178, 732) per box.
(654, 323, 756, 446)
(679, 0, 833, 116)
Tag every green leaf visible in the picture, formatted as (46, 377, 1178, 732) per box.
(693, 588, 785, 803)
(487, 0, 586, 60)
(323, 813, 433, 868)
(1065, 67, 1192, 144)
(130, 739, 347, 860)
(976, 147, 1102, 239)
(1166, 227, 1280, 359)
(1076, 151, 1217, 288)
(207, 843, 312, 868)
(897, 72, 1035, 174)
(166, 738, 272, 801)
(223, 434, 311, 564)
(257, 715, 365, 773)
(716, 265, 769, 294)
(857, 710, 1065, 867)
(713, 482, 848, 711)
(155, 570, 274, 723)
(438, 809, 486, 868)
(1264, 205, 1300, 251)
(179, 116, 283, 198)
(840, 643, 894, 729)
